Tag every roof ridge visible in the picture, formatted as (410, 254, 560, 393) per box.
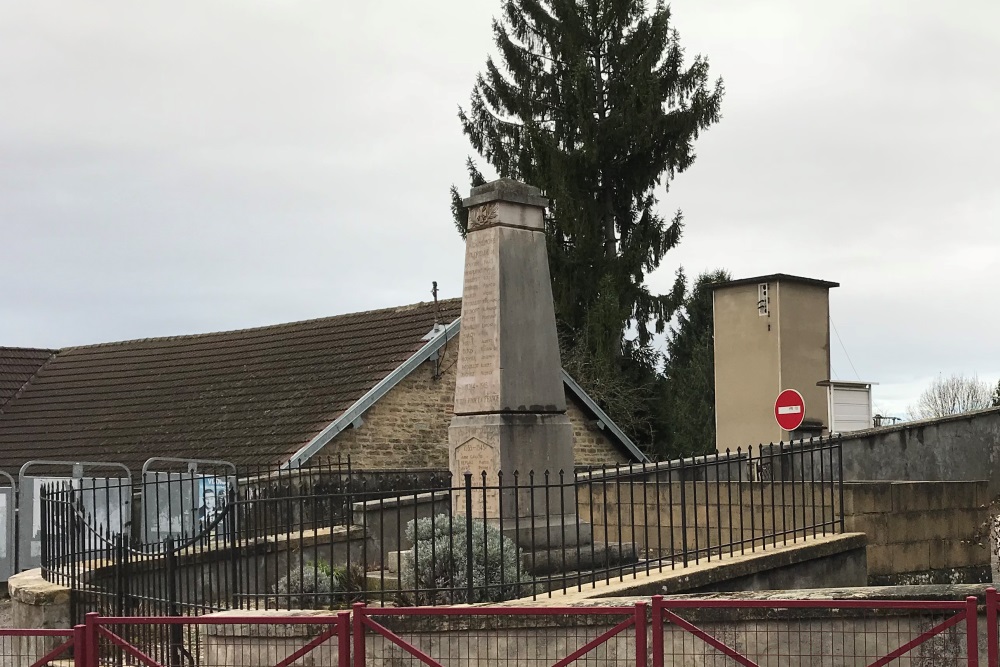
(61, 298, 462, 352)
(0, 350, 58, 414)
(0, 346, 58, 354)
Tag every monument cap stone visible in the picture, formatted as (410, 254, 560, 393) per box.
(462, 178, 549, 210)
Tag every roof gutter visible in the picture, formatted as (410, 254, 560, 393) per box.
(283, 317, 461, 469)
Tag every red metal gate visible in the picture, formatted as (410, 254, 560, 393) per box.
(84, 612, 350, 667)
(652, 594, 980, 666)
(973, 586, 1000, 666)
(353, 602, 647, 667)
(0, 627, 80, 667)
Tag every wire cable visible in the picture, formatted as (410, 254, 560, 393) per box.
(830, 317, 861, 381)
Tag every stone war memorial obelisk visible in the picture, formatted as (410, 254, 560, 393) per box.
(449, 178, 578, 531)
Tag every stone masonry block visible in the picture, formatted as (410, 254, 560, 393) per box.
(884, 511, 953, 544)
(928, 539, 989, 570)
(884, 541, 931, 574)
(891, 482, 953, 513)
(845, 514, 889, 545)
(866, 545, 896, 575)
(842, 483, 892, 515)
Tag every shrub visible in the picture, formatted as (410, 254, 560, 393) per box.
(401, 514, 531, 605)
(275, 564, 333, 608)
(274, 561, 365, 608)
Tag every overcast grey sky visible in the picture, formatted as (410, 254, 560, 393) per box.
(2, 1, 998, 417)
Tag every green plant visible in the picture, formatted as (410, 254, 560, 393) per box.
(273, 560, 366, 609)
(401, 514, 531, 605)
(275, 563, 334, 608)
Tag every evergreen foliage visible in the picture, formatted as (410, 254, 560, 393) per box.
(657, 269, 729, 459)
(450, 0, 723, 449)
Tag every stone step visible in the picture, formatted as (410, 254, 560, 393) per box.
(522, 541, 638, 576)
(501, 515, 593, 549)
(365, 570, 402, 591)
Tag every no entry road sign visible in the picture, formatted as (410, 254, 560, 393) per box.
(774, 389, 805, 431)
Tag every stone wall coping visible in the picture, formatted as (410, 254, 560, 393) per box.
(200, 609, 347, 637)
(352, 489, 448, 512)
(577, 453, 748, 482)
(202, 579, 995, 635)
(492, 533, 868, 606)
(8, 569, 70, 606)
(840, 406, 1000, 440)
(844, 480, 988, 488)
(67, 524, 365, 583)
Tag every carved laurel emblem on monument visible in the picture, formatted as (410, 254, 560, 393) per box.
(468, 202, 499, 231)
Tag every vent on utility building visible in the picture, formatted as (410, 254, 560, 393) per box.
(757, 283, 769, 316)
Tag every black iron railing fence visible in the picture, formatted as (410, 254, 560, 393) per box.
(41, 438, 844, 625)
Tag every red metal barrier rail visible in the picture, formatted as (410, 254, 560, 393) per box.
(653, 594, 980, 667)
(0, 628, 79, 667)
(353, 602, 647, 667)
(86, 612, 351, 667)
(987, 587, 998, 666)
(7, 593, 993, 666)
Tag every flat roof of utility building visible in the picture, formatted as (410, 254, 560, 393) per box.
(712, 274, 840, 290)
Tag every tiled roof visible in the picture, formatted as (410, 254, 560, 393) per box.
(0, 300, 461, 475)
(0, 347, 55, 410)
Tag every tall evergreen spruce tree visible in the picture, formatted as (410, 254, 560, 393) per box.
(451, 0, 723, 450)
(658, 269, 729, 459)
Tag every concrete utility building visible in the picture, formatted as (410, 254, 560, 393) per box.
(712, 273, 875, 451)
(0, 300, 643, 476)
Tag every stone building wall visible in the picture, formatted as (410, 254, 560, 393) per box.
(326, 343, 629, 469)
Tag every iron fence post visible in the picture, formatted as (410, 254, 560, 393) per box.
(226, 490, 239, 609)
(679, 468, 688, 567)
(165, 538, 182, 667)
(114, 535, 125, 618)
(40, 487, 48, 580)
(837, 438, 845, 533)
(464, 472, 474, 604)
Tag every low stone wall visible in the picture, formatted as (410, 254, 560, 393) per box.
(201, 584, 994, 666)
(201, 609, 348, 667)
(82, 525, 370, 607)
(5, 569, 71, 666)
(844, 481, 991, 585)
(578, 479, 990, 585)
(8, 569, 70, 629)
(837, 407, 1000, 492)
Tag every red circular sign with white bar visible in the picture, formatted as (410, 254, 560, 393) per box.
(774, 389, 806, 431)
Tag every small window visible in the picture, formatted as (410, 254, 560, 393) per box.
(758, 283, 769, 316)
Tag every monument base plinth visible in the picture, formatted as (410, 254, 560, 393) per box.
(449, 412, 575, 518)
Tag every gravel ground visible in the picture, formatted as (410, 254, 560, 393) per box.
(0, 599, 11, 628)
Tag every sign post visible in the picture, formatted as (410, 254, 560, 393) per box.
(774, 389, 805, 432)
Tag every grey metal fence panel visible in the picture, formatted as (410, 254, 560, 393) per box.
(0, 472, 16, 582)
(140, 458, 236, 544)
(18, 461, 131, 572)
